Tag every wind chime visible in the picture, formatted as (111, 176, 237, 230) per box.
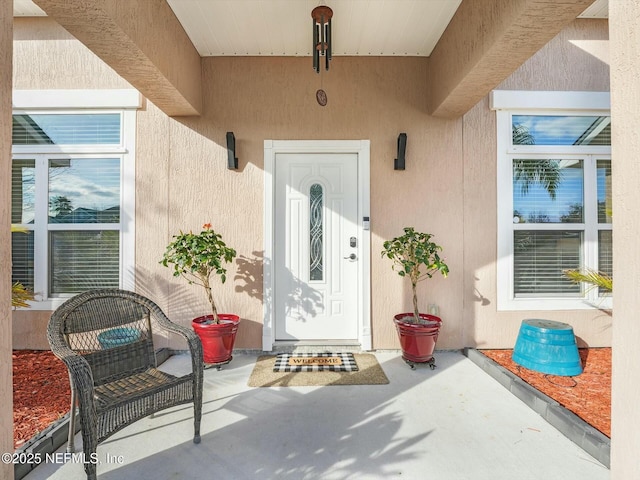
(312, 4, 332, 106)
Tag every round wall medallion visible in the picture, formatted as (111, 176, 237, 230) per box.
(316, 89, 328, 106)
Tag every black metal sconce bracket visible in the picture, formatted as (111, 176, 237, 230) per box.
(394, 133, 407, 170)
(226, 132, 238, 170)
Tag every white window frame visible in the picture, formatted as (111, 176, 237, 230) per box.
(12, 90, 140, 310)
(491, 90, 612, 310)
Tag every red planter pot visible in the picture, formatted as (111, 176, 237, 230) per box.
(192, 314, 240, 364)
(393, 313, 442, 364)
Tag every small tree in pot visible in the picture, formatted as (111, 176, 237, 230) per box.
(381, 227, 449, 323)
(160, 223, 238, 365)
(381, 227, 449, 368)
(160, 223, 236, 323)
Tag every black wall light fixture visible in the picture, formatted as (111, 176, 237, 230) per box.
(226, 132, 238, 170)
(394, 133, 407, 170)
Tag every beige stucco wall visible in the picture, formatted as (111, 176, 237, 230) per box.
(12, 310, 51, 350)
(11, 17, 612, 353)
(427, 0, 597, 118)
(13, 17, 131, 89)
(28, 0, 201, 115)
(140, 55, 464, 351)
(2, 1, 14, 477)
(462, 18, 612, 349)
(610, 1, 640, 476)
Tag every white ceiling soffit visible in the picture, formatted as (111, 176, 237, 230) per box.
(13, 0, 45, 16)
(578, 0, 608, 18)
(13, 0, 609, 57)
(166, 0, 462, 57)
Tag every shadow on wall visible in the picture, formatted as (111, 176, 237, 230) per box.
(137, 259, 268, 349)
(234, 250, 323, 324)
(136, 266, 196, 321)
(234, 252, 265, 302)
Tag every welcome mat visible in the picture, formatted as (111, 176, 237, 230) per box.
(273, 352, 358, 372)
(248, 353, 389, 387)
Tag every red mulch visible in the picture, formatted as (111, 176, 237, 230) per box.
(481, 348, 611, 438)
(13, 350, 71, 449)
(11, 348, 612, 450)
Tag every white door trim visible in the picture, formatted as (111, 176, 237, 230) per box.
(263, 140, 371, 351)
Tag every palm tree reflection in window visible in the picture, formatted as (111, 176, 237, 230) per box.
(513, 123, 562, 200)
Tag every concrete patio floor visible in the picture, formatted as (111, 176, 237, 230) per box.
(26, 351, 609, 480)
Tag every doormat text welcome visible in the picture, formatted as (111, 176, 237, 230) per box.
(273, 353, 359, 372)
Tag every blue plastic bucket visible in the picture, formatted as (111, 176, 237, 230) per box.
(512, 319, 582, 376)
(97, 327, 141, 349)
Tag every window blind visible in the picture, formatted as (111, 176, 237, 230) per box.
(514, 231, 581, 295)
(12, 114, 121, 145)
(49, 231, 119, 295)
(512, 159, 583, 224)
(11, 159, 35, 224)
(11, 231, 34, 290)
(598, 230, 613, 292)
(597, 160, 612, 223)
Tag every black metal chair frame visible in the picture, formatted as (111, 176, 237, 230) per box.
(47, 289, 203, 480)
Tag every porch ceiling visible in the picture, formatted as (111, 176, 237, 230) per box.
(165, 0, 462, 57)
(14, 0, 608, 58)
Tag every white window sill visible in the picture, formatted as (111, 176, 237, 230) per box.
(497, 296, 612, 311)
(14, 298, 70, 312)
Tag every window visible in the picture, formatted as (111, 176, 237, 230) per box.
(11, 90, 139, 309)
(492, 91, 612, 310)
(309, 183, 324, 281)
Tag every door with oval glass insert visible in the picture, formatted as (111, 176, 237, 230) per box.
(274, 153, 359, 341)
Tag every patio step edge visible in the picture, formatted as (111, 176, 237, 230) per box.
(464, 348, 610, 469)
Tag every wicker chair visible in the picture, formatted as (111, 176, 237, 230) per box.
(47, 289, 203, 480)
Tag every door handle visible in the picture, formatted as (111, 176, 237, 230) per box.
(343, 253, 357, 260)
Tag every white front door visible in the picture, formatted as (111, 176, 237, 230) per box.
(274, 153, 359, 341)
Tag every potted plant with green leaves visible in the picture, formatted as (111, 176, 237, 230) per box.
(381, 227, 449, 369)
(564, 269, 613, 293)
(160, 223, 238, 366)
